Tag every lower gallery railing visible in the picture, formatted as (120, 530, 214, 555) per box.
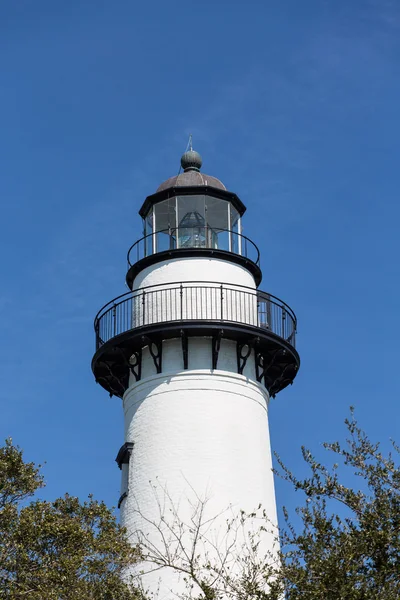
(94, 282, 297, 350)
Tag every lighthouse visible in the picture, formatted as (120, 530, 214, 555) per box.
(92, 147, 300, 594)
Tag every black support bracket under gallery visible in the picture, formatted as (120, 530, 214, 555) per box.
(92, 321, 300, 400)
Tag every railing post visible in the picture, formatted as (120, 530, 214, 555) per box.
(169, 226, 173, 250)
(227, 210, 232, 252)
(112, 304, 116, 337)
(95, 320, 100, 349)
(281, 307, 286, 338)
(180, 284, 183, 320)
(142, 290, 146, 326)
(220, 285, 224, 320)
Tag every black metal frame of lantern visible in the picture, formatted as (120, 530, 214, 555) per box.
(139, 185, 246, 220)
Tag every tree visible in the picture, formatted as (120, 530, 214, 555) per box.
(277, 409, 400, 599)
(3, 411, 399, 600)
(131, 483, 283, 600)
(0, 439, 141, 599)
(134, 412, 400, 600)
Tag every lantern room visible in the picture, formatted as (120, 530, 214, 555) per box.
(138, 150, 247, 255)
(126, 150, 262, 288)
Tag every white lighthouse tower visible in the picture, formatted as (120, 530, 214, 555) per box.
(92, 147, 299, 596)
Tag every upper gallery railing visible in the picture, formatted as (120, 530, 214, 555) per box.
(127, 228, 260, 266)
(94, 282, 296, 351)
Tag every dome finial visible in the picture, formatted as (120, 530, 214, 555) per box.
(181, 134, 202, 172)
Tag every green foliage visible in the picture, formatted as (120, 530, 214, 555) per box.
(0, 439, 140, 599)
(277, 410, 400, 599)
(2, 412, 399, 600)
(123, 412, 400, 600)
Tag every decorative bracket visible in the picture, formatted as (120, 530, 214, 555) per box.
(96, 375, 120, 399)
(237, 340, 253, 374)
(212, 330, 223, 370)
(255, 348, 284, 384)
(98, 360, 126, 398)
(269, 363, 298, 398)
(181, 330, 188, 370)
(129, 349, 142, 382)
(142, 336, 162, 373)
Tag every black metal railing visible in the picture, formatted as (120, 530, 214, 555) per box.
(94, 282, 296, 351)
(127, 228, 260, 266)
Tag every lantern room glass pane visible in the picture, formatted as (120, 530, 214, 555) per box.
(145, 209, 153, 235)
(145, 209, 153, 256)
(177, 195, 205, 227)
(154, 198, 177, 231)
(230, 205, 240, 255)
(205, 197, 229, 231)
(177, 195, 206, 249)
(154, 198, 177, 252)
(230, 205, 239, 229)
(205, 196, 230, 251)
(143, 193, 242, 255)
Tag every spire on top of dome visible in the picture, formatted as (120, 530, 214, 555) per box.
(155, 135, 226, 192)
(180, 135, 202, 172)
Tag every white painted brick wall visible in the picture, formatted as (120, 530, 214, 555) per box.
(133, 256, 257, 290)
(120, 257, 278, 597)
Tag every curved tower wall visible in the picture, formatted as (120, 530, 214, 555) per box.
(122, 360, 277, 520)
(121, 257, 278, 595)
(132, 256, 257, 289)
(122, 360, 278, 596)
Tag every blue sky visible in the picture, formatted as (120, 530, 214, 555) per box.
(1, 0, 399, 519)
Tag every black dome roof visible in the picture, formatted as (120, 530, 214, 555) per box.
(156, 148, 226, 192)
(156, 170, 226, 192)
